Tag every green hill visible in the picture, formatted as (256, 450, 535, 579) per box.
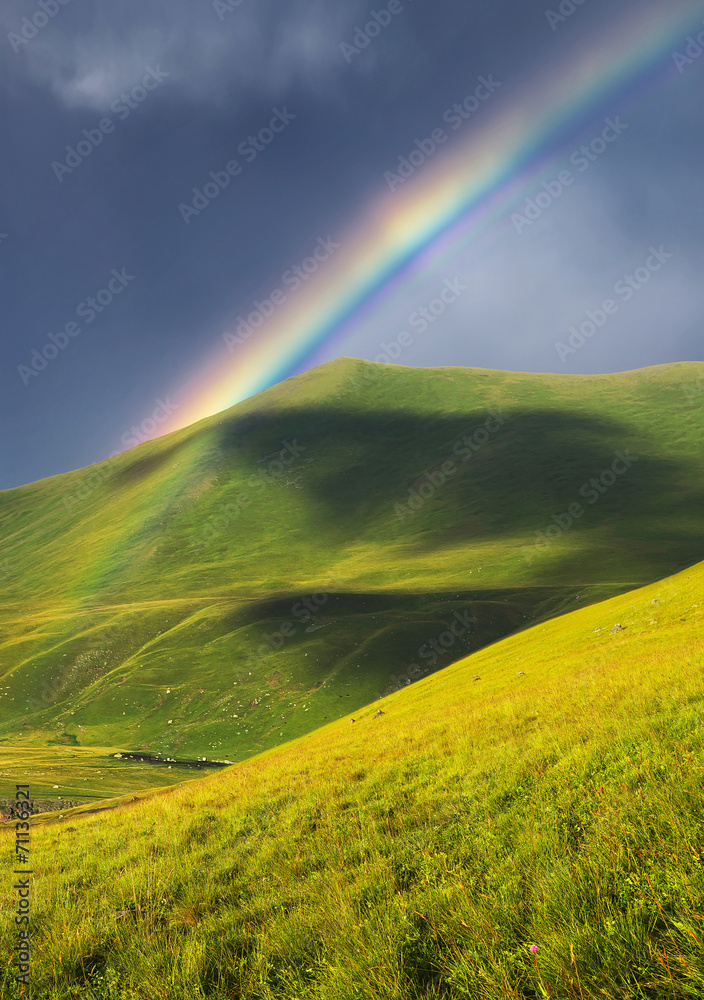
(2, 550, 702, 999)
(1, 359, 704, 787)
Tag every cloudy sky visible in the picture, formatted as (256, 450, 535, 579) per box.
(1, 0, 703, 488)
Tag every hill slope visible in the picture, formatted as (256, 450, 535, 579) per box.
(1, 359, 704, 768)
(2, 554, 702, 998)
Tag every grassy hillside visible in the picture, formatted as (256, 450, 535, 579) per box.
(1, 359, 704, 779)
(1, 554, 702, 999)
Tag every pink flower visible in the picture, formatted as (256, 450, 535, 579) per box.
(529, 945, 539, 954)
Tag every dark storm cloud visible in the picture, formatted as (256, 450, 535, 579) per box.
(1, 0, 374, 107)
(1, 0, 703, 488)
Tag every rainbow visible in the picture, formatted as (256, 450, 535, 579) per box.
(160, 1, 703, 437)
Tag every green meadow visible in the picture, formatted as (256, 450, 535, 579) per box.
(1, 359, 704, 996)
(1, 551, 702, 998)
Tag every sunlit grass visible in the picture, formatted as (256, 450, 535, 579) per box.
(2, 558, 702, 998)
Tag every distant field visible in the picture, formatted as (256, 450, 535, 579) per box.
(0, 747, 212, 811)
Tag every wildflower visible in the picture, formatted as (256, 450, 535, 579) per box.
(530, 944, 539, 954)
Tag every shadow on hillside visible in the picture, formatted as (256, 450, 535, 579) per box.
(108, 439, 194, 486)
(230, 586, 632, 634)
(216, 404, 704, 585)
(223, 585, 634, 702)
